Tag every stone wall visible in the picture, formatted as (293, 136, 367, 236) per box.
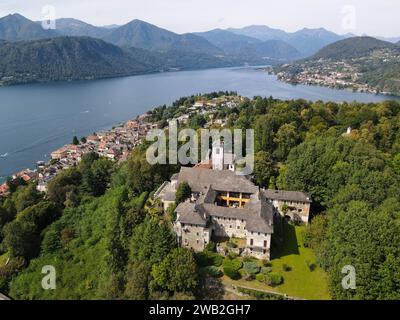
(245, 232, 271, 260)
(179, 223, 211, 252)
(272, 199, 310, 224)
(211, 216, 247, 238)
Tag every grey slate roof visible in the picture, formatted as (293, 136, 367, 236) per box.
(163, 192, 176, 202)
(176, 175, 274, 234)
(244, 193, 274, 233)
(177, 167, 258, 194)
(264, 189, 311, 203)
(176, 202, 207, 227)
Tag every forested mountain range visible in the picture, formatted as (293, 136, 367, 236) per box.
(54, 18, 111, 39)
(0, 13, 399, 86)
(195, 29, 301, 63)
(0, 37, 163, 85)
(228, 25, 348, 57)
(312, 36, 399, 60)
(0, 13, 58, 41)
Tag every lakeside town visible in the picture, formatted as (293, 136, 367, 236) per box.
(270, 47, 400, 96)
(0, 94, 241, 198)
(0, 115, 155, 196)
(271, 62, 382, 94)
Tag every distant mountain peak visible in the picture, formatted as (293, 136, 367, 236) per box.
(226, 24, 345, 56)
(0, 12, 58, 41)
(55, 17, 110, 38)
(312, 36, 397, 60)
(103, 18, 221, 55)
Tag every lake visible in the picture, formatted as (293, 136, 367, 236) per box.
(0, 66, 399, 180)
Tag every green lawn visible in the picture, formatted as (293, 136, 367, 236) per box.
(223, 224, 331, 300)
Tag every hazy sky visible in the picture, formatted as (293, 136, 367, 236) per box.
(0, 0, 398, 37)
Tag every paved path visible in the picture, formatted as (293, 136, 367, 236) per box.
(223, 281, 306, 300)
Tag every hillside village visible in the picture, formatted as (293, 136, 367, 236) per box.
(0, 94, 241, 197)
(273, 46, 400, 95)
(1, 92, 312, 262)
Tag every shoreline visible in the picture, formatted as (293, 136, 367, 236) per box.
(1, 66, 399, 186)
(0, 112, 156, 194)
(261, 66, 400, 99)
(0, 92, 242, 194)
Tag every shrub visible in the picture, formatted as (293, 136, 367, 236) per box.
(282, 264, 292, 272)
(244, 274, 255, 281)
(223, 266, 241, 280)
(195, 252, 223, 267)
(256, 273, 267, 283)
(227, 251, 239, 259)
(175, 182, 192, 204)
(305, 260, 316, 272)
(242, 255, 255, 263)
(194, 253, 208, 267)
(222, 258, 243, 280)
(211, 254, 224, 267)
(262, 260, 272, 267)
(243, 262, 261, 275)
(301, 229, 312, 248)
(205, 266, 223, 278)
(266, 273, 284, 286)
(222, 258, 243, 270)
(205, 242, 216, 253)
(261, 267, 273, 274)
(226, 240, 237, 249)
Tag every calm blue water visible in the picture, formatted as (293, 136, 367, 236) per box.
(0, 67, 399, 180)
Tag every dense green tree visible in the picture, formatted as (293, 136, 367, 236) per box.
(3, 220, 40, 260)
(18, 201, 61, 231)
(6, 177, 26, 193)
(72, 136, 79, 145)
(189, 114, 206, 129)
(175, 182, 192, 204)
(64, 188, 80, 208)
(47, 168, 82, 207)
(253, 96, 268, 115)
(273, 123, 299, 161)
(253, 115, 275, 153)
(151, 248, 198, 294)
(130, 218, 176, 266)
(253, 151, 274, 188)
(81, 158, 113, 197)
(0, 204, 15, 232)
(322, 201, 400, 300)
(13, 183, 42, 213)
(0, 257, 25, 293)
(392, 153, 400, 175)
(126, 153, 159, 194)
(124, 262, 152, 300)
